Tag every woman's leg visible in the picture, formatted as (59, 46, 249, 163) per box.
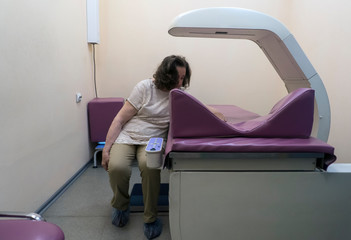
(108, 144, 136, 210)
(136, 145, 161, 223)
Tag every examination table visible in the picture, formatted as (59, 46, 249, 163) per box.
(164, 88, 350, 240)
(165, 7, 351, 240)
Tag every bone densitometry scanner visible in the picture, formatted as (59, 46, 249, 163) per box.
(165, 8, 351, 240)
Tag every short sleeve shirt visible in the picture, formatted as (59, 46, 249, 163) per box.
(115, 79, 170, 145)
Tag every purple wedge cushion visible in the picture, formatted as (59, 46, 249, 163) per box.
(169, 88, 314, 138)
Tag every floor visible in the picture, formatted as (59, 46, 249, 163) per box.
(42, 162, 172, 240)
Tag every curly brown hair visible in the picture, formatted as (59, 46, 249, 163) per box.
(153, 55, 191, 91)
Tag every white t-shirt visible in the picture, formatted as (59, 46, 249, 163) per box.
(115, 79, 170, 145)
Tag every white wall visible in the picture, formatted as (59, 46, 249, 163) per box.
(0, 0, 95, 211)
(98, 0, 351, 163)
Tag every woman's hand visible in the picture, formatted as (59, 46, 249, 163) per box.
(101, 147, 110, 171)
(213, 111, 227, 122)
(206, 106, 227, 122)
(101, 101, 138, 171)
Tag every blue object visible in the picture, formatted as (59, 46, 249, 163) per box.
(130, 183, 169, 212)
(145, 138, 163, 152)
(95, 144, 105, 149)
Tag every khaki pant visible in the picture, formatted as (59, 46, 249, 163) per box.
(108, 143, 160, 223)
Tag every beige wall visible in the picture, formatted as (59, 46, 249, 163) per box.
(1, 0, 350, 212)
(287, 1, 351, 163)
(0, 1, 95, 211)
(98, 0, 351, 163)
(98, 0, 289, 115)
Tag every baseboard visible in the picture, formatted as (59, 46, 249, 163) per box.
(35, 159, 93, 215)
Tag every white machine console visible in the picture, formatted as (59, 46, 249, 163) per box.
(145, 138, 164, 169)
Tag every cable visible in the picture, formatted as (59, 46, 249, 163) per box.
(92, 43, 98, 98)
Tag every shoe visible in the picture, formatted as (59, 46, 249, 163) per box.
(143, 218, 162, 239)
(112, 207, 130, 227)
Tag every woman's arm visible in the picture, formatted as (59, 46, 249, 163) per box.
(102, 101, 138, 171)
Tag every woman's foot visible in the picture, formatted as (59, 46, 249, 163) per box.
(111, 207, 130, 227)
(143, 218, 162, 239)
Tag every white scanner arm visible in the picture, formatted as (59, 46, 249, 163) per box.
(168, 7, 330, 142)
